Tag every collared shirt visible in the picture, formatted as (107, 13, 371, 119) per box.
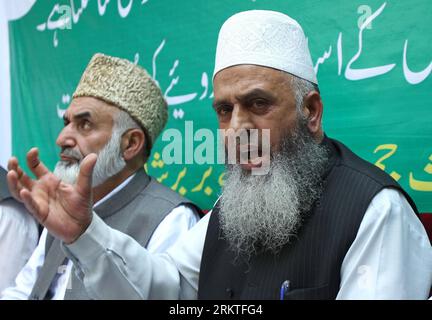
(58, 188, 431, 299)
(0, 199, 39, 292)
(0, 174, 199, 299)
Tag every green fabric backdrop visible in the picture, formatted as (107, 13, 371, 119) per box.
(8, 0, 432, 211)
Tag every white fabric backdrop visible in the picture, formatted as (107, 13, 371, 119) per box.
(0, 0, 36, 168)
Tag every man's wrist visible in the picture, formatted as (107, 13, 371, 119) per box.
(62, 213, 108, 264)
(65, 214, 94, 245)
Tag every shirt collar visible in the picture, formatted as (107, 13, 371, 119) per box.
(93, 173, 136, 208)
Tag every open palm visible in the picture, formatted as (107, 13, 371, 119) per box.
(7, 148, 97, 244)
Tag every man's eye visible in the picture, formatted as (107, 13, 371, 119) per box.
(252, 99, 268, 108)
(217, 105, 233, 116)
(79, 120, 92, 130)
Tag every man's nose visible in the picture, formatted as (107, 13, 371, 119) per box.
(229, 106, 254, 131)
(56, 125, 76, 149)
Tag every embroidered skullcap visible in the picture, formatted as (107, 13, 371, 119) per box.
(73, 53, 168, 148)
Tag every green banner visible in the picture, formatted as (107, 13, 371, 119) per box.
(8, 0, 432, 211)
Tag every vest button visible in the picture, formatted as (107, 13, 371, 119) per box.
(226, 288, 234, 298)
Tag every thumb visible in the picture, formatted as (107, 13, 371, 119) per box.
(75, 153, 97, 197)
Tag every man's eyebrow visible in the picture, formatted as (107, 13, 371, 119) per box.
(72, 111, 92, 121)
(63, 111, 92, 124)
(212, 99, 230, 109)
(212, 88, 276, 108)
(238, 88, 275, 102)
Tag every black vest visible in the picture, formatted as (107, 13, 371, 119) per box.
(198, 137, 418, 300)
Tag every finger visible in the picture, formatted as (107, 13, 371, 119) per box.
(26, 148, 50, 178)
(20, 171, 35, 191)
(7, 170, 22, 201)
(8, 158, 24, 181)
(7, 157, 18, 172)
(8, 157, 34, 188)
(20, 188, 48, 224)
(44, 173, 61, 199)
(76, 153, 97, 197)
(7, 158, 23, 199)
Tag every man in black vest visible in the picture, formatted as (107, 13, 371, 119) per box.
(7, 11, 432, 299)
(1, 53, 200, 300)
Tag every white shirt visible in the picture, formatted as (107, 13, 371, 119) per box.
(0, 198, 39, 292)
(60, 188, 431, 299)
(0, 174, 200, 300)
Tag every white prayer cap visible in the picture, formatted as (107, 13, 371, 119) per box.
(213, 10, 318, 84)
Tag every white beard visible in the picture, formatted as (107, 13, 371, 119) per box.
(53, 127, 126, 187)
(219, 120, 329, 261)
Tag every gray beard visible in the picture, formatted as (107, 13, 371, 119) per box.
(53, 127, 126, 187)
(219, 120, 330, 261)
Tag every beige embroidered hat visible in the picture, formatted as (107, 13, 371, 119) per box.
(213, 10, 317, 84)
(73, 53, 168, 148)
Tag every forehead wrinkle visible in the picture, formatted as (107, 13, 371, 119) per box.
(68, 98, 119, 126)
(213, 66, 296, 110)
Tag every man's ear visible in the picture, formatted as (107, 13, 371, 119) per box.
(302, 91, 323, 135)
(120, 129, 145, 161)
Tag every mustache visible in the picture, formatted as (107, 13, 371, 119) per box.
(60, 148, 84, 162)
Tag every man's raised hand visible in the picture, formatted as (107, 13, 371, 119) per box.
(8, 148, 97, 244)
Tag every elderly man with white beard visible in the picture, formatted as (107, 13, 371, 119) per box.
(6, 11, 432, 299)
(1, 53, 201, 300)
